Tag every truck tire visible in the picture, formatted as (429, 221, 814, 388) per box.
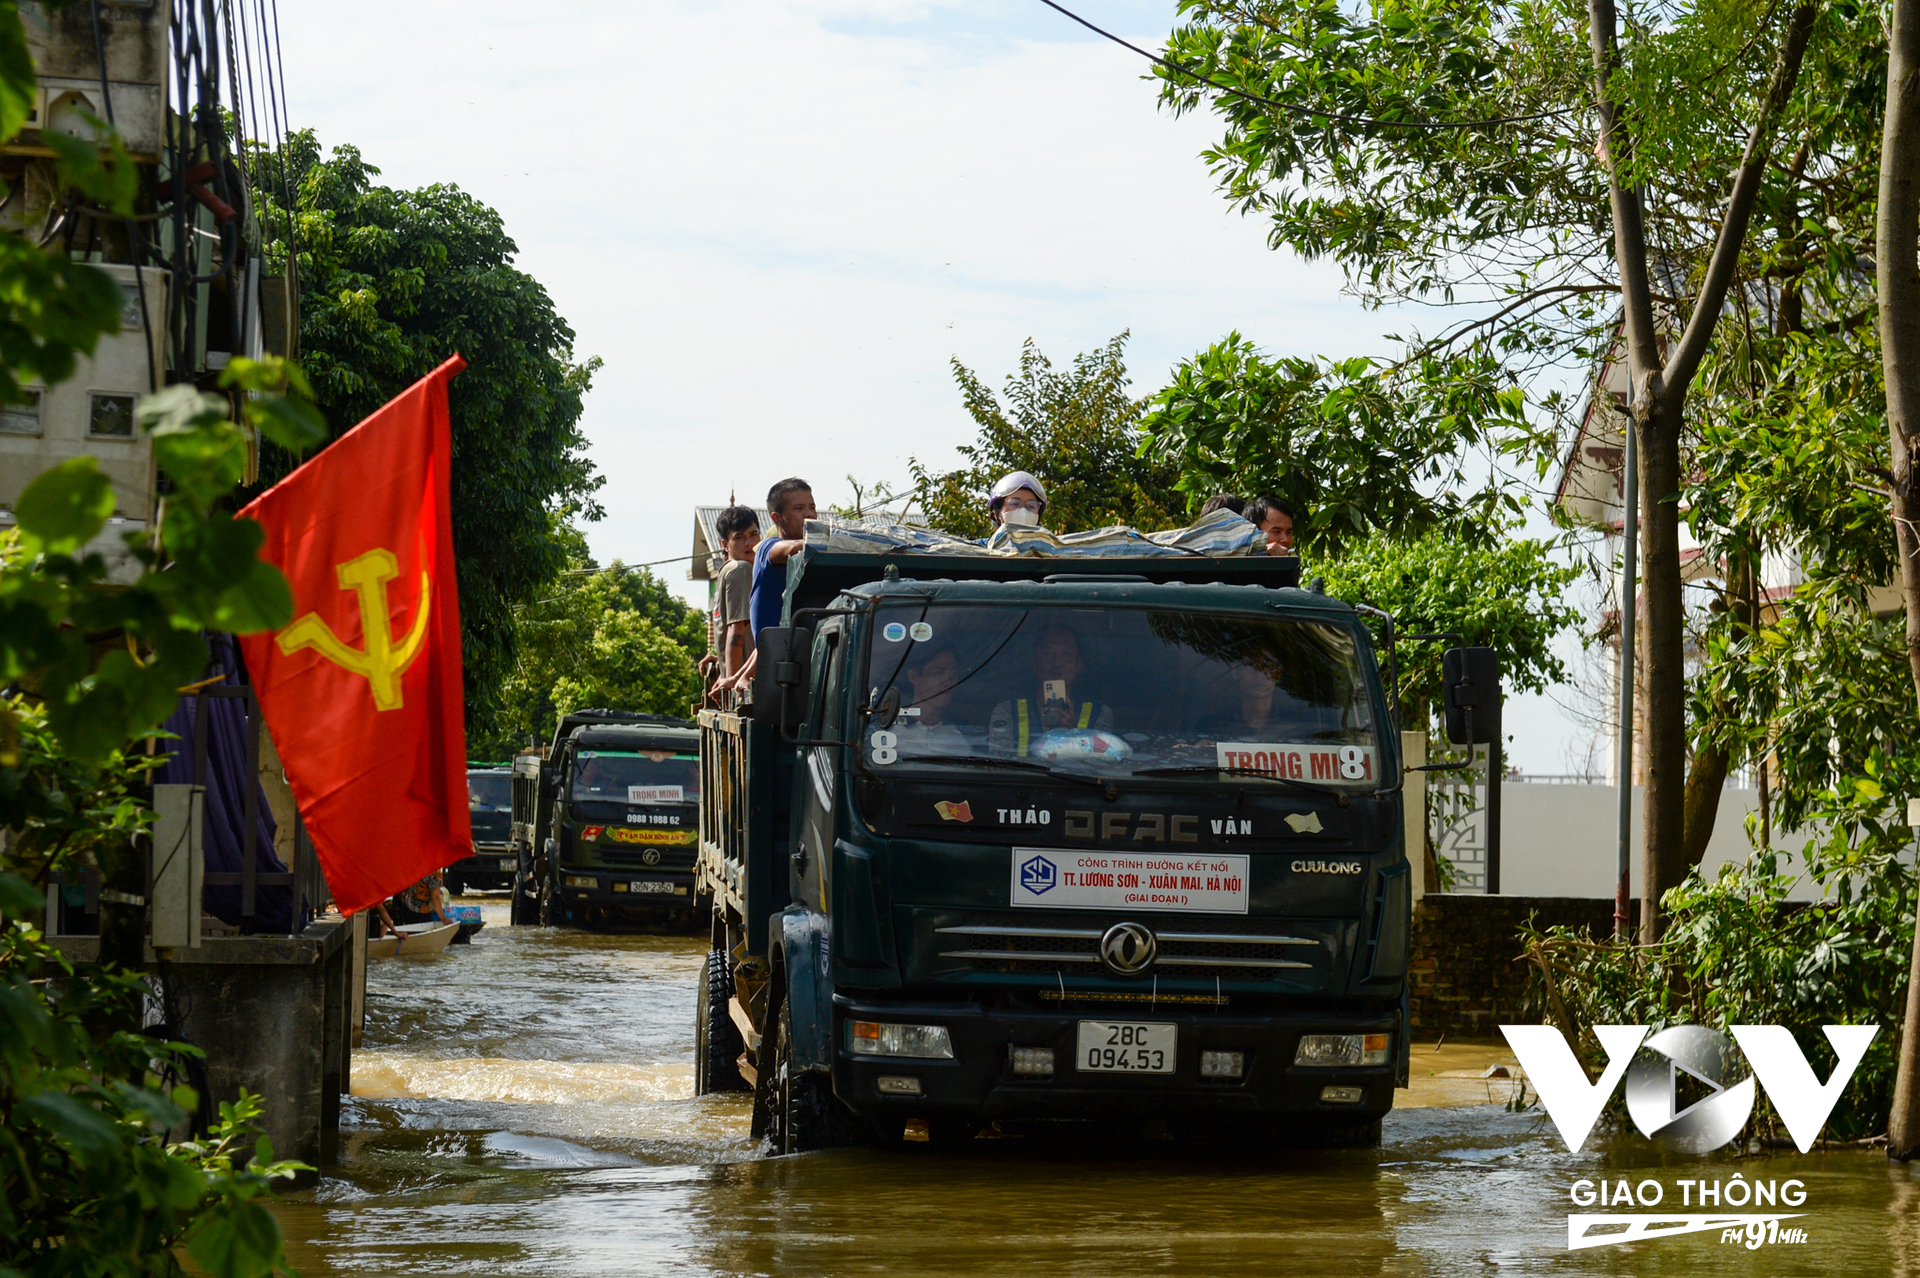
(537, 875, 557, 928)
(695, 948, 748, 1094)
(767, 993, 864, 1155)
(510, 876, 535, 926)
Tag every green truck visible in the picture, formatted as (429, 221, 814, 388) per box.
(509, 709, 704, 928)
(694, 548, 1441, 1152)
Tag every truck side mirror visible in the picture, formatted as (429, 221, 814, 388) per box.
(1442, 646, 1502, 745)
(752, 626, 809, 732)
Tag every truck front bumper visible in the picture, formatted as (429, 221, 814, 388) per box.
(829, 995, 1397, 1121)
(451, 846, 518, 888)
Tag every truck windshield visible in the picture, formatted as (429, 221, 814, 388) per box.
(571, 751, 702, 805)
(468, 772, 510, 810)
(860, 604, 1381, 787)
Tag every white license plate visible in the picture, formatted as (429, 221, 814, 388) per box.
(498, 858, 516, 871)
(633, 880, 677, 894)
(1076, 1021, 1176, 1073)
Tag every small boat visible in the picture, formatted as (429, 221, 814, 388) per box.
(366, 921, 460, 959)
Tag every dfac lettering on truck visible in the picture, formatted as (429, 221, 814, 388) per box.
(694, 548, 1474, 1152)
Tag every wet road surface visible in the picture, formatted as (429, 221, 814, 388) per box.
(270, 899, 1920, 1276)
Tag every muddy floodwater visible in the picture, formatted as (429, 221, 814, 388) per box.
(270, 899, 1920, 1276)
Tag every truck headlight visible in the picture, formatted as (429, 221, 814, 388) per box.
(1294, 1033, 1391, 1067)
(848, 1021, 954, 1059)
(564, 875, 597, 889)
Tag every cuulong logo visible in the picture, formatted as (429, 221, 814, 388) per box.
(1500, 1022, 1879, 1154)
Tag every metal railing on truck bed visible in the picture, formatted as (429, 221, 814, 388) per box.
(696, 709, 786, 953)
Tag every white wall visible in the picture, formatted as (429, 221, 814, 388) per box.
(1496, 784, 1823, 901)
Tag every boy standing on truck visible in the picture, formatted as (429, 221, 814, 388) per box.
(750, 478, 816, 641)
(714, 505, 760, 682)
(1247, 494, 1297, 556)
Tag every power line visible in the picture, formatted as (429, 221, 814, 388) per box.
(1035, 0, 1574, 131)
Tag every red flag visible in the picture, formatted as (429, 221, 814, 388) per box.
(237, 356, 470, 915)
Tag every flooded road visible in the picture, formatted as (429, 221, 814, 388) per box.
(271, 899, 1920, 1276)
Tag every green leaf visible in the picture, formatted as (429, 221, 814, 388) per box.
(186, 1200, 286, 1278)
(43, 123, 139, 216)
(15, 457, 114, 553)
(17, 1090, 123, 1159)
(0, 2, 33, 143)
(0, 870, 41, 916)
(246, 392, 328, 451)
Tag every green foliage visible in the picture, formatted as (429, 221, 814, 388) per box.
(1138, 333, 1534, 550)
(1519, 845, 1913, 1143)
(0, 46, 319, 1267)
(472, 541, 703, 755)
(2, 832, 306, 1275)
(1316, 525, 1580, 729)
(247, 130, 603, 728)
(910, 333, 1186, 539)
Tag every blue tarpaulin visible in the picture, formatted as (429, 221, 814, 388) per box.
(154, 634, 297, 934)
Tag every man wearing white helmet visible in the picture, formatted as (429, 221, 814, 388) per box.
(988, 471, 1048, 528)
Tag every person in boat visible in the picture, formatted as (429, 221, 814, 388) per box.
(384, 871, 453, 932)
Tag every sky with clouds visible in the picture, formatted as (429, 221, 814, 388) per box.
(272, 0, 1589, 771)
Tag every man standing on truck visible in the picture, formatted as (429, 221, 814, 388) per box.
(987, 624, 1115, 756)
(750, 477, 817, 642)
(1247, 494, 1297, 557)
(987, 470, 1047, 527)
(714, 505, 760, 682)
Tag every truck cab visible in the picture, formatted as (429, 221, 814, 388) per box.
(445, 765, 515, 894)
(509, 709, 703, 928)
(696, 549, 1416, 1152)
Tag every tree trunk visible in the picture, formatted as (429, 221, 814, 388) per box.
(1876, 0, 1920, 1166)
(1635, 401, 1689, 940)
(1681, 554, 1758, 868)
(1587, 0, 1817, 941)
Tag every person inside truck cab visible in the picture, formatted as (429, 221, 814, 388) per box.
(890, 643, 970, 758)
(987, 625, 1115, 756)
(988, 471, 1047, 528)
(1198, 660, 1286, 736)
(573, 756, 625, 798)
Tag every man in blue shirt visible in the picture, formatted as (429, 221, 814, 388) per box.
(750, 477, 816, 640)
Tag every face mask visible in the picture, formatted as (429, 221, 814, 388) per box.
(1002, 507, 1040, 527)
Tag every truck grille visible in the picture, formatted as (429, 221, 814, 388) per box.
(934, 924, 1317, 983)
(594, 847, 696, 871)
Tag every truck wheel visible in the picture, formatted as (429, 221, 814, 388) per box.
(509, 877, 534, 926)
(767, 994, 862, 1155)
(695, 948, 748, 1094)
(537, 876, 557, 928)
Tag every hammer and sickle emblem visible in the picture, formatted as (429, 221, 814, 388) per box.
(275, 548, 431, 711)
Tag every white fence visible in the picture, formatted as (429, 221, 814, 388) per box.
(1418, 741, 1821, 900)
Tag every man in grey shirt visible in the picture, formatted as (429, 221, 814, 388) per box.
(714, 505, 760, 684)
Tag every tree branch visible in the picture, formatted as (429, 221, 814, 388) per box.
(1663, 3, 1822, 397)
